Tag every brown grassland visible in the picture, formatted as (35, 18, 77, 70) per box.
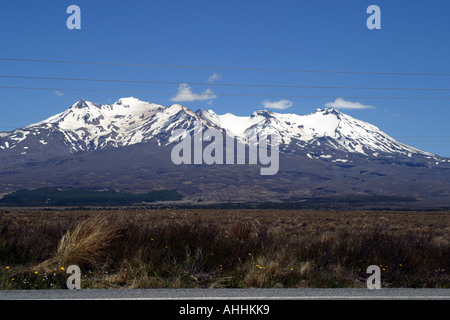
(0, 208, 449, 289)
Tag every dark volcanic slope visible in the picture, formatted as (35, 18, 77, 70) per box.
(1, 140, 449, 206)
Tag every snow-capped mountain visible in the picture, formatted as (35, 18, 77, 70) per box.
(199, 107, 434, 159)
(1, 97, 450, 205)
(0, 97, 438, 161)
(3, 97, 195, 152)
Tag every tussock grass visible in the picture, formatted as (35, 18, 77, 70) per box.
(38, 215, 122, 271)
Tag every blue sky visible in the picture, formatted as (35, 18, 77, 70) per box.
(1, 0, 449, 156)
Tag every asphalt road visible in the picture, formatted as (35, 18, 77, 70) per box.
(1, 288, 449, 300)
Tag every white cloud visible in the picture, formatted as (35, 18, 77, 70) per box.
(53, 90, 65, 96)
(262, 99, 293, 110)
(208, 73, 221, 83)
(170, 83, 217, 102)
(325, 97, 374, 110)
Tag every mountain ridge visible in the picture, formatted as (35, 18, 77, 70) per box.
(0, 97, 442, 161)
(1, 97, 449, 205)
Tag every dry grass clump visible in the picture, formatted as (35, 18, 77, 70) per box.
(37, 214, 122, 271)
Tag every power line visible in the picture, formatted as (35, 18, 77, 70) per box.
(1, 57, 450, 76)
(2, 85, 450, 100)
(2, 75, 450, 92)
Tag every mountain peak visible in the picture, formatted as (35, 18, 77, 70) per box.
(195, 109, 218, 116)
(114, 97, 141, 106)
(70, 99, 103, 110)
(251, 110, 275, 118)
(72, 99, 90, 109)
(325, 106, 340, 112)
(314, 107, 341, 114)
(168, 103, 184, 109)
